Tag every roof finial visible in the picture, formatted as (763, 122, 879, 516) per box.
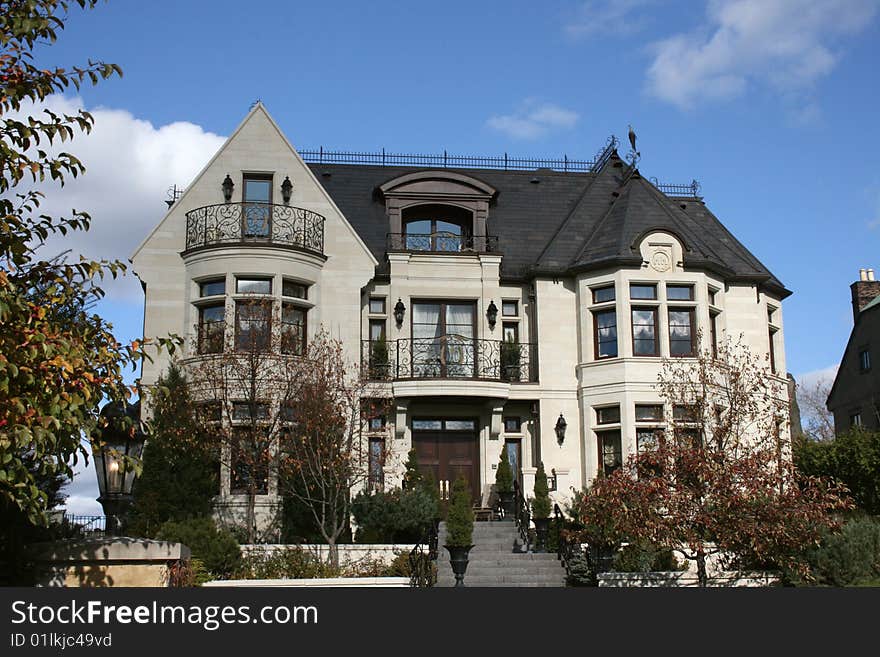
(626, 124, 641, 167)
(250, 99, 262, 110)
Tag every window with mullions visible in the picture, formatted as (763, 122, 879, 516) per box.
(198, 304, 225, 354)
(411, 301, 475, 378)
(232, 402, 269, 422)
(859, 348, 872, 372)
(666, 284, 694, 301)
(592, 285, 615, 304)
(631, 307, 658, 356)
(597, 431, 622, 476)
(242, 174, 272, 239)
(235, 301, 271, 352)
(281, 304, 306, 355)
(594, 309, 618, 359)
(630, 283, 657, 300)
(402, 204, 473, 252)
(635, 404, 664, 422)
(596, 406, 620, 425)
(199, 278, 225, 297)
(230, 428, 269, 494)
(369, 437, 385, 491)
(236, 277, 272, 295)
(668, 308, 696, 356)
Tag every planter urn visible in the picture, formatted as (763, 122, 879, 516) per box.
(444, 544, 474, 587)
(498, 491, 515, 518)
(532, 517, 551, 553)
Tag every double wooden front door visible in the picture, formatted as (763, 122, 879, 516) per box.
(412, 419, 479, 502)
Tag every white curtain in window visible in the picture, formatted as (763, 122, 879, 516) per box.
(446, 304, 474, 337)
(413, 304, 441, 339)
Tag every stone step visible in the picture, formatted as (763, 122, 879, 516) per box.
(436, 577, 566, 587)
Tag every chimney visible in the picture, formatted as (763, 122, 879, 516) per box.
(851, 267, 880, 322)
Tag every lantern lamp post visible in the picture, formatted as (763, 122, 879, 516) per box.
(92, 401, 145, 535)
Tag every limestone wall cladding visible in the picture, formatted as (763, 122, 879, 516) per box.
(131, 105, 376, 389)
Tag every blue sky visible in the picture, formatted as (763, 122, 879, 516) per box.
(32, 0, 880, 512)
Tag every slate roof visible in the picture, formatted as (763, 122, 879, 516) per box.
(308, 150, 789, 298)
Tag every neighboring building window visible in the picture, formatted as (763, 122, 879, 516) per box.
(369, 297, 386, 314)
(710, 312, 719, 358)
(592, 285, 615, 304)
(593, 309, 618, 359)
(666, 284, 694, 301)
(851, 412, 862, 428)
(235, 300, 271, 352)
(200, 278, 225, 297)
(859, 348, 871, 372)
(597, 431, 622, 476)
(502, 300, 518, 317)
(668, 308, 696, 356)
(198, 304, 225, 354)
(282, 280, 308, 299)
(504, 417, 522, 433)
(631, 308, 659, 356)
(369, 437, 385, 491)
(281, 304, 306, 355)
(630, 283, 657, 300)
(635, 404, 664, 422)
(596, 405, 620, 425)
(769, 327, 778, 373)
(242, 173, 272, 238)
(236, 277, 272, 295)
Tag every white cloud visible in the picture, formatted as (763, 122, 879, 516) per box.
(795, 364, 839, 392)
(486, 101, 580, 140)
(13, 96, 226, 303)
(646, 0, 878, 110)
(565, 1, 654, 38)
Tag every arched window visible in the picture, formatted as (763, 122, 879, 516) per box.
(402, 204, 473, 252)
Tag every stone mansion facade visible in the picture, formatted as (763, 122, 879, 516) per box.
(131, 104, 790, 530)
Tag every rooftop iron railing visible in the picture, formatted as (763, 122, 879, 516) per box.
(386, 232, 499, 254)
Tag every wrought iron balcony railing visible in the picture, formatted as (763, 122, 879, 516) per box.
(185, 202, 325, 255)
(362, 336, 537, 383)
(387, 232, 499, 254)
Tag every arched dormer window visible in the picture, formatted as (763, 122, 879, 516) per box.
(380, 170, 497, 254)
(402, 204, 473, 252)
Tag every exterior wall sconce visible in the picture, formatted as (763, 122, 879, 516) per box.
(554, 413, 567, 444)
(393, 298, 406, 327)
(222, 174, 234, 202)
(281, 176, 293, 204)
(486, 300, 498, 329)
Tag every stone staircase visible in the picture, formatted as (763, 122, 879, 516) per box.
(435, 520, 567, 587)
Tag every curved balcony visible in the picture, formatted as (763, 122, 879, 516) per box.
(362, 336, 537, 383)
(184, 203, 325, 255)
(387, 232, 499, 254)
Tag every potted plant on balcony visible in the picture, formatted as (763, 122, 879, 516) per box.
(444, 476, 474, 587)
(369, 335, 389, 379)
(500, 335, 522, 381)
(494, 448, 515, 519)
(531, 462, 552, 552)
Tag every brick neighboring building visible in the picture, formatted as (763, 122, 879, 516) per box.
(827, 268, 880, 433)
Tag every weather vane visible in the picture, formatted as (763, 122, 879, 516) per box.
(626, 124, 641, 167)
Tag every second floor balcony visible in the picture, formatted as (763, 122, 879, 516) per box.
(185, 202, 325, 255)
(362, 336, 537, 383)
